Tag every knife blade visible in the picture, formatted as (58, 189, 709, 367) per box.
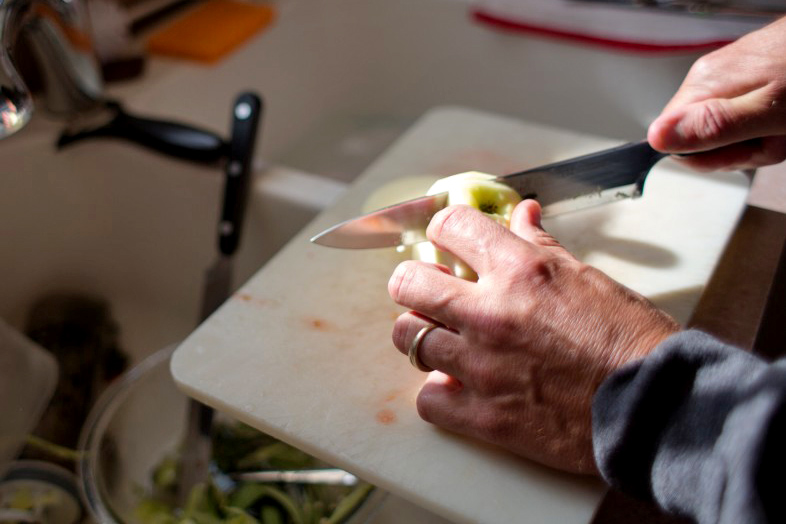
(230, 468, 359, 486)
(310, 140, 667, 249)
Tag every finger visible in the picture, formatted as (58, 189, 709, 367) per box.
(510, 198, 543, 232)
(657, 50, 760, 117)
(426, 205, 534, 276)
(392, 312, 469, 378)
(416, 372, 470, 430)
(648, 87, 786, 153)
(388, 259, 474, 330)
(416, 376, 505, 447)
(669, 136, 786, 172)
(509, 200, 573, 253)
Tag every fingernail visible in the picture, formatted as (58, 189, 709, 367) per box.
(650, 112, 687, 150)
(526, 201, 543, 230)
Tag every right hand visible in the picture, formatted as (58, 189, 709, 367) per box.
(647, 16, 786, 171)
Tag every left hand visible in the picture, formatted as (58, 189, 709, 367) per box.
(647, 15, 786, 171)
(388, 201, 679, 474)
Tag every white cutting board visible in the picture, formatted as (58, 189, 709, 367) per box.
(172, 107, 750, 523)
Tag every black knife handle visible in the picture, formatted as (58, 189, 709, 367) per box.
(218, 92, 263, 256)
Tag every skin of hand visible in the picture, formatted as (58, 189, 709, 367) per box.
(647, 16, 786, 171)
(388, 201, 680, 474)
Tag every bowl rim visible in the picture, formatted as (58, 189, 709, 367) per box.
(76, 343, 178, 523)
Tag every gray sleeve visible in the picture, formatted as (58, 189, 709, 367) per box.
(592, 330, 786, 524)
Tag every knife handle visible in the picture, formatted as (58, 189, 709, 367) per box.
(218, 92, 263, 256)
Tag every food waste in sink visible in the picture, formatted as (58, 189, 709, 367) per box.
(78, 345, 382, 524)
(136, 419, 376, 523)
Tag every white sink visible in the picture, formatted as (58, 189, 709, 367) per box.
(0, 117, 455, 523)
(0, 117, 346, 362)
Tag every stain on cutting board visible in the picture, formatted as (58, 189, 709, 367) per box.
(304, 316, 333, 332)
(376, 409, 397, 425)
(234, 292, 281, 308)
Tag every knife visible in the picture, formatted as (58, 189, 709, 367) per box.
(230, 468, 359, 486)
(310, 140, 668, 249)
(178, 92, 263, 504)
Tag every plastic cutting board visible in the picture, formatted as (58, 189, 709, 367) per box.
(171, 106, 750, 523)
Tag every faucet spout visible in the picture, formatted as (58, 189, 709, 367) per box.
(0, 0, 103, 139)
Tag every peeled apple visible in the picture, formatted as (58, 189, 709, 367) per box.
(412, 171, 522, 281)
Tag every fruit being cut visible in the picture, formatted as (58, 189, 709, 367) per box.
(412, 171, 521, 281)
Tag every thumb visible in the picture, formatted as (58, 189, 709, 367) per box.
(649, 88, 785, 153)
(509, 200, 568, 253)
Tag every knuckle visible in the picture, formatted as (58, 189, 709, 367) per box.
(390, 313, 412, 352)
(688, 55, 716, 81)
(388, 260, 419, 302)
(429, 205, 489, 247)
(531, 229, 562, 249)
(519, 254, 562, 288)
(691, 99, 734, 143)
(429, 205, 467, 240)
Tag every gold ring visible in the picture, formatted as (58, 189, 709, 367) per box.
(408, 324, 438, 372)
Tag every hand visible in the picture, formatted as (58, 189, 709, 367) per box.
(648, 16, 786, 171)
(388, 201, 680, 474)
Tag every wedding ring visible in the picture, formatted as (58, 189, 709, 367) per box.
(408, 323, 438, 372)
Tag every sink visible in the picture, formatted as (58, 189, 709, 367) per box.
(0, 117, 346, 363)
(0, 114, 455, 523)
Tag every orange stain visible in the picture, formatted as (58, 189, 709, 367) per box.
(376, 409, 397, 425)
(305, 317, 331, 331)
(383, 390, 401, 402)
(234, 293, 280, 308)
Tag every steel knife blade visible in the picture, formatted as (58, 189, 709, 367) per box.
(310, 140, 667, 249)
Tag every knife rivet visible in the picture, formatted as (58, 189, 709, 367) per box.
(228, 161, 242, 176)
(234, 102, 252, 120)
(220, 221, 234, 235)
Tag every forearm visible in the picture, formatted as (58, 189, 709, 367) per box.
(593, 330, 786, 524)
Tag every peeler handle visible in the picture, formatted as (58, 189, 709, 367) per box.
(57, 101, 227, 164)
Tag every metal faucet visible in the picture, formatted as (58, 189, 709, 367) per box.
(0, 0, 103, 139)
